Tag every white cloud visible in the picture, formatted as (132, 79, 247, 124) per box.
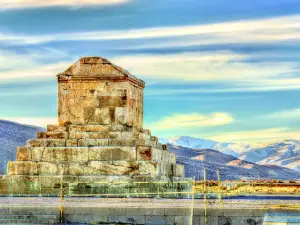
(145, 84, 300, 95)
(0, 61, 71, 81)
(1, 14, 300, 45)
(0, 48, 72, 82)
(207, 127, 300, 143)
(111, 52, 297, 82)
(267, 108, 300, 119)
(148, 112, 235, 131)
(0, 51, 37, 71)
(111, 51, 300, 92)
(0, 0, 130, 10)
(1, 49, 299, 93)
(1, 117, 57, 127)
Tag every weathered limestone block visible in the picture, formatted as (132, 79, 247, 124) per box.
(31, 147, 89, 163)
(77, 139, 109, 147)
(115, 107, 128, 125)
(69, 132, 108, 139)
(138, 131, 151, 141)
(37, 132, 68, 139)
(76, 175, 109, 184)
(16, 147, 30, 161)
(38, 162, 59, 175)
(150, 136, 159, 142)
(0, 178, 8, 194)
(108, 138, 144, 147)
(89, 146, 136, 161)
(151, 147, 164, 161)
(84, 161, 158, 176)
(173, 164, 185, 177)
(27, 139, 66, 147)
(66, 163, 85, 176)
(109, 124, 135, 132)
(83, 107, 113, 125)
(145, 139, 158, 148)
(69, 125, 109, 133)
(6, 175, 41, 194)
(8, 161, 61, 176)
(47, 125, 67, 132)
(162, 150, 176, 164)
(136, 146, 174, 162)
(66, 139, 78, 147)
(97, 90, 127, 107)
(108, 132, 121, 139)
(162, 144, 168, 151)
(38, 176, 62, 188)
(138, 161, 158, 176)
(157, 163, 183, 177)
(8, 161, 38, 176)
(108, 130, 139, 139)
(136, 146, 152, 161)
(86, 161, 140, 176)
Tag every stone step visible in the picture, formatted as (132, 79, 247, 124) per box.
(0, 224, 53, 225)
(47, 124, 152, 137)
(0, 215, 57, 219)
(17, 146, 175, 164)
(39, 131, 153, 144)
(38, 131, 143, 140)
(68, 124, 135, 133)
(37, 132, 68, 139)
(0, 219, 56, 224)
(0, 222, 53, 225)
(0, 209, 58, 215)
(7, 161, 179, 177)
(5, 174, 192, 196)
(47, 125, 67, 132)
(27, 138, 158, 148)
(4, 174, 190, 184)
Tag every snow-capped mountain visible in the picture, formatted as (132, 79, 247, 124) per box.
(160, 136, 254, 157)
(161, 136, 300, 172)
(239, 139, 300, 172)
(160, 136, 219, 150)
(0, 120, 44, 174)
(168, 144, 300, 180)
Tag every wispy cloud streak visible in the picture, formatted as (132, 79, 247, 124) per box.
(267, 108, 300, 119)
(0, 0, 130, 10)
(1, 14, 300, 45)
(148, 112, 235, 131)
(207, 127, 300, 143)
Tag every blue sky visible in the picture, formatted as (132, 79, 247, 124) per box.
(0, 0, 300, 143)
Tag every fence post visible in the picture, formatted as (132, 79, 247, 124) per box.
(217, 169, 222, 208)
(190, 177, 195, 225)
(59, 171, 64, 224)
(203, 167, 208, 225)
(204, 167, 207, 193)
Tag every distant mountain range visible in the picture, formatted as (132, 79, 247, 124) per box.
(167, 144, 300, 180)
(0, 120, 299, 180)
(0, 120, 44, 174)
(161, 136, 300, 172)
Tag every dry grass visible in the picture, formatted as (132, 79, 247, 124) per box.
(195, 180, 300, 195)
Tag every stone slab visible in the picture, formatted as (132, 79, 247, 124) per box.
(37, 132, 68, 139)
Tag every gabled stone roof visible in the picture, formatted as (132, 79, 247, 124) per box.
(57, 57, 145, 87)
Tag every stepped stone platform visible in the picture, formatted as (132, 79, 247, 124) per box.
(1, 56, 190, 196)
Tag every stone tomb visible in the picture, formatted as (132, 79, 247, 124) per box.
(2, 57, 190, 196)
